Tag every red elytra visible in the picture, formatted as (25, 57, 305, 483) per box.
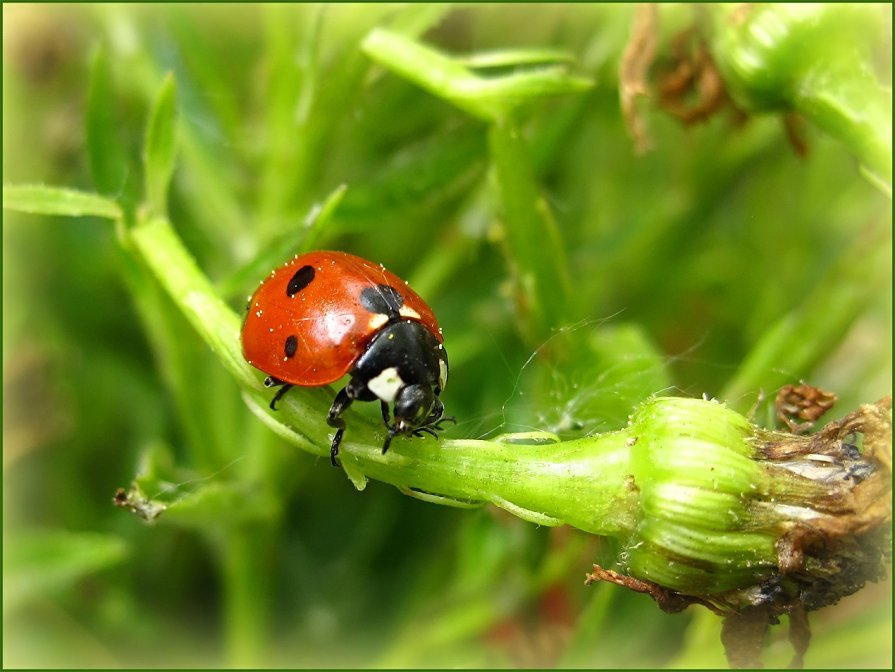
(241, 250, 443, 387)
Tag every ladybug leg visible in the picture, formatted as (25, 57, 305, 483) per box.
(265, 377, 294, 410)
(382, 424, 401, 455)
(411, 415, 456, 440)
(327, 387, 353, 466)
(433, 416, 457, 431)
(380, 401, 392, 427)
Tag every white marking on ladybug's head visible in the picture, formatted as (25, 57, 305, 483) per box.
(368, 366, 404, 403)
(439, 358, 448, 391)
(398, 306, 421, 320)
(368, 313, 389, 331)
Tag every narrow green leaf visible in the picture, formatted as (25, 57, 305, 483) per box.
(162, 482, 280, 530)
(143, 73, 179, 217)
(362, 28, 593, 122)
(363, 27, 473, 105)
(459, 48, 575, 70)
(4, 530, 128, 612)
(300, 182, 348, 252)
(455, 67, 592, 115)
(217, 183, 349, 300)
(488, 121, 574, 335)
(86, 47, 139, 215)
(3, 184, 122, 220)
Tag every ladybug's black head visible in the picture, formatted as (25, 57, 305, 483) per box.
(394, 383, 438, 428)
(349, 319, 450, 454)
(382, 387, 446, 451)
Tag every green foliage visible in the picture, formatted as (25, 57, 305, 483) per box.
(86, 47, 142, 217)
(2, 185, 121, 220)
(362, 27, 593, 123)
(142, 73, 178, 217)
(4, 530, 128, 612)
(3, 4, 890, 668)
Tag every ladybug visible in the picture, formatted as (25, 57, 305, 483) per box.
(241, 250, 451, 466)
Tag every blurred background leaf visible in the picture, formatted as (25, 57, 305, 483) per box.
(3, 3, 890, 668)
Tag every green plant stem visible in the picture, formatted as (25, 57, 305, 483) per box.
(710, 4, 892, 193)
(361, 27, 591, 338)
(219, 529, 272, 667)
(362, 433, 636, 534)
(488, 120, 575, 335)
(795, 58, 892, 192)
(129, 215, 275, 666)
(1, 185, 122, 220)
(129, 215, 258, 391)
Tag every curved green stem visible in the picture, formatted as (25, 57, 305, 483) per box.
(129, 215, 259, 391)
(710, 4, 892, 193)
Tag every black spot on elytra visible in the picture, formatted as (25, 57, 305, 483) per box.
(360, 284, 404, 317)
(287, 265, 315, 298)
(284, 334, 298, 358)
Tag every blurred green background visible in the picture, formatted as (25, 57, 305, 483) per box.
(3, 4, 891, 667)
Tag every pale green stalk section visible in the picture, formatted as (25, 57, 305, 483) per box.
(341, 433, 636, 535)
